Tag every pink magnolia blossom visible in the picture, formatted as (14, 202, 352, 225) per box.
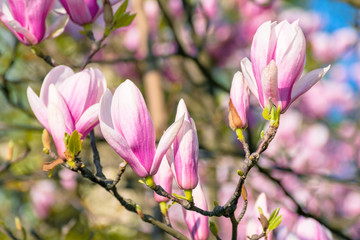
(30, 180, 56, 219)
(99, 80, 184, 178)
(27, 65, 106, 159)
(229, 71, 250, 130)
(310, 28, 357, 63)
(59, 0, 99, 25)
(0, 0, 55, 45)
(293, 217, 332, 240)
(167, 99, 199, 190)
(240, 20, 330, 113)
(153, 156, 173, 203)
(183, 183, 209, 240)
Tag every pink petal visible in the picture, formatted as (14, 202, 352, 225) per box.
(75, 103, 100, 138)
(275, 21, 306, 105)
(47, 103, 67, 159)
(175, 99, 190, 121)
(150, 115, 184, 175)
(25, 0, 55, 42)
(251, 21, 277, 105)
(240, 58, 259, 101)
(261, 61, 280, 107)
(7, 0, 26, 26)
(289, 65, 331, 111)
(27, 86, 49, 132)
(48, 84, 74, 133)
(59, 71, 91, 122)
(59, 0, 94, 25)
(99, 89, 148, 177)
(111, 80, 156, 173)
(40, 65, 74, 105)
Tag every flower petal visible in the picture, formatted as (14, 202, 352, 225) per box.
(111, 80, 156, 173)
(47, 103, 67, 159)
(240, 57, 259, 101)
(59, 0, 94, 25)
(150, 115, 185, 175)
(40, 65, 74, 105)
(99, 89, 148, 177)
(59, 71, 91, 122)
(48, 84, 74, 133)
(261, 60, 280, 107)
(289, 65, 331, 111)
(275, 21, 306, 105)
(75, 103, 99, 138)
(27, 86, 49, 131)
(251, 21, 277, 104)
(25, 0, 55, 42)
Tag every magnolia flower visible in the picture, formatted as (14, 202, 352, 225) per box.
(27, 65, 106, 159)
(240, 20, 330, 113)
(229, 71, 250, 130)
(167, 99, 199, 190)
(183, 182, 209, 240)
(59, 0, 99, 25)
(0, 0, 55, 45)
(99, 80, 184, 178)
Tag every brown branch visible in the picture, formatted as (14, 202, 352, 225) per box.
(156, 0, 228, 92)
(90, 130, 105, 179)
(80, 35, 107, 70)
(70, 161, 188, 240)
(0, 146, 30, 174)
(230, 213, 238, 240)
(0, 224, 19, 240)
(237, 199, 248, 223)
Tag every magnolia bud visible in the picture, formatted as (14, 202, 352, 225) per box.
(229, 72, 249, 130)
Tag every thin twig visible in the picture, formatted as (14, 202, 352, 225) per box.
(90, 130, 105, 179)
(109, 161, 128, 188)
(30, 229, 45, 240)
(0, 146, 30, 174)
(81, 36, 106, 70)
(71, 162, 188, 240)
(257, 165, 352, 240)
(237, 199, 248, 223)
(0, 224, 19, 240)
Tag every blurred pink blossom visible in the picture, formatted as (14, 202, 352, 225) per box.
(30, 180, 56, 219)
(279, 8, 322, 35)
(310, 27, 357, 62)
(59, 168, 77, 190)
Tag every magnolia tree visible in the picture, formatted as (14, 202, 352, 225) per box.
(0, 0, 359, 239)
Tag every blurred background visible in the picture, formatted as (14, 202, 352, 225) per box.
(1, 0, 360, 239)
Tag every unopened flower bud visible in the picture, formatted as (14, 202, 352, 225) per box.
(229, 71, 249, 130)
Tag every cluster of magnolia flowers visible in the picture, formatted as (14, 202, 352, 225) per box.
(26, 19, 329, 239)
